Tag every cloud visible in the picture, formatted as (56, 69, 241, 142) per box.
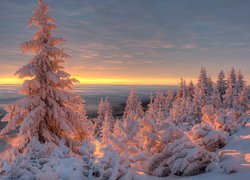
(145, 61, 153, 64)
(0, 0, 250, 82)
(182, 43, 198, 49)
(104, 60, 123, 64)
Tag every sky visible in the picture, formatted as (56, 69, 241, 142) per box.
(0, 0, 250, 85)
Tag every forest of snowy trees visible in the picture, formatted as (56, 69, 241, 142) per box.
(0, 0, 249, 179)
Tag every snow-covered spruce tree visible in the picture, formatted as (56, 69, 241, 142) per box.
(152, 90, 165, 111)
(216, 70, 227, 104)
(89, 115, 139, 180)
(145, 94, 157, 123)
(142, 122, 213, 177)
(236, 87, 249, 113)
(141, 111, 160, 154)
(94, 97, 115, 138)
(211, 71, 227, 109)
(187, 81, 195, 99)
(197, 67, 212, 104)
(211, 87, 223, 109)
(109, 112, 142, 165)
(168, 96, 197, 130)
(176, 78, 188, 100)
(192, 85, 206, 122)
(0, 0, 88, 152)
(236, 70, 245, 94)
(166, 89, 176, 107)
(100, 111, 112, 145)
(123, 89, 144, 120)
(96, 112, 143, 179)
(153, 90, 175, 119)
(224, 68, 238, 108)
(188, 105, 228, 152)
(113, 119, 121, 138)
(189, 68, 212, 122)
(214, 110, 235, 135)
(206, 76, 214, 104)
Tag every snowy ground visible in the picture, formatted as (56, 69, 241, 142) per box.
(0, 123, 249, 179)
(135, 122, 250, 180)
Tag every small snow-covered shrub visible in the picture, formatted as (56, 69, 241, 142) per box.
(215, 109, 241, 135)
(90, 146, 134, 180)
(188, 123, 228, 152)
(0, 138, 104, 180)
(217, 150, 242, 174)
(142, 122, 213, 177)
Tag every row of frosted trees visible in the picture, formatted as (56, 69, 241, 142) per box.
(88, 67, 249, 179)
(0, 0, 249, 179)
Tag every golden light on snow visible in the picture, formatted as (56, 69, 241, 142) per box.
(94, 140, 104, 157)
(8, 135, 24, 148)
(137, 171, 146, 175)
(245, 154, 250, 163)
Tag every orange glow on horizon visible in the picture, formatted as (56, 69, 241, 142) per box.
(74, 76, 181, 85)
(0, 78, 23, 85)
(0, 76, 184, 85)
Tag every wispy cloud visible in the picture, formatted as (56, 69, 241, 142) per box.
(182, 43, 198, 49)
(104, 60, 123, 64)
(0, 0, 250, 82)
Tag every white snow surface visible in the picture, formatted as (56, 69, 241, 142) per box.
(0, 122, 249, 179)
(135, 122, 250, 180)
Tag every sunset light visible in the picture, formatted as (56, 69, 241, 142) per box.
(0, 76, 183, 85)
(0, 0, 249, 179)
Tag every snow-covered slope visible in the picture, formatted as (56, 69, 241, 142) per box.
(1, 123, 249, 180)
(135, 122, 250, 180)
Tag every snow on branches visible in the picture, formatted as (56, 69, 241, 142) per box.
(0, 0, 88, 152)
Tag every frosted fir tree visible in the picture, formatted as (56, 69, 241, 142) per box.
(211, 87, 223, 109)
(100, 111, 112, 145)
(168, 96, 197, 130)
(188, 105, 228, 152)
(109, 113, 142, 166)
(197, 67, 212, 104)
(192, 85, 206, 122)
(176, 78, 188, 100)
(145, 94, 157, 123)
(94, 97, 115, 138)
(113, 119, 121, 138)
(236, 70, 245, 94)
(152, 90, 167, 122)
(141, 112, 161, 154)
(143, 122, 212, 177)
(152, 90, 165, 111)
(216, 70, 227, 103)
(123, 89, 144, 120)
(161, 89, 176, 119)
(152, 90, 174, 120)
(214, 108, 245, 135)
(188, 123, 227, 152)
(155, 106, 165, 124)
(91, 146, 135, 180)
(187, 81, 195, 99)
(113, 119, 122, 137)
(0, 0, 88, 152)
(236, 87, 249, 112)
(224, 68, 238, 108)
(166, 89, 176, 106)
(206, 76, 214, 104)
